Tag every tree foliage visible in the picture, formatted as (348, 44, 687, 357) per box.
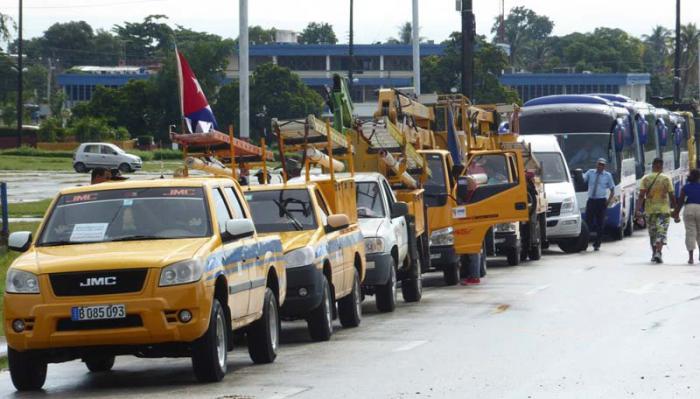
(298, 22, 337, 45)
(491, 6, 554, 70)
(113, 15, 173, 63)
(421, 32, 519, 104)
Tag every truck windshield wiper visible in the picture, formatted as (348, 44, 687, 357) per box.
(38, 240, 83, 247)
(274, 200, 303, 231)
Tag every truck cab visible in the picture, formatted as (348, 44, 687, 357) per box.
(244, 177, 365, 342)
(4, 178, 286, 391)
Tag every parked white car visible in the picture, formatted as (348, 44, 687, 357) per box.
(73, 142, 142, 173)
(521, 135, 589, 253)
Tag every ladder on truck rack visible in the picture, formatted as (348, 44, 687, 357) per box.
(170, 127, 273, 182)
(359, 118, 426, 172)
(272, 115, 354, 183)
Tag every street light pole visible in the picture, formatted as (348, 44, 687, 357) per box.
(348, 0, 354, 93)
(239, 0, 249, 139)
(412, 0, 420, 95)
(673, 0, 681, 103)
(16, 0, 23, 147)
(461, 0, 474, 99)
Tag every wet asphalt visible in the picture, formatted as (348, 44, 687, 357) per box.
(1, 221, 699, 398)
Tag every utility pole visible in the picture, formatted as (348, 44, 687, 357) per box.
(461, 0, 474, 99)
(46, 57, 52, 115)
(239, 0, 250, 139)
(412, 0, 420, 95)
(16, 0, 23, 147)
(348, 0, 354, 95)
(697, 37, 699, 102)
(673, 0, 681, 104)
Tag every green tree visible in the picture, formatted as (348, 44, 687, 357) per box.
(43, 21, 95, 68)
(212, 79, 239, 132)
(421, 32, 519, 104)
(0, 13, 14, 51)
(70, 116, 115, 142)
(113, 15, 173, 62)
(298, 22, 337, 45)
(92, 30, 123, 65)
(247, 26, 277, 44)
(24, 64, 48, 102)
(491, 6, 554, 70)
(679, 23, 700, 99)
(0, 54, 16, 103)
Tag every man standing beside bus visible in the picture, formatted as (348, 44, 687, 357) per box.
(635, 158, 677, 263)
(583, 158, 615, 251)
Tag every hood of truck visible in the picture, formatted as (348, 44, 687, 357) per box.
(358, 217, 388, 238)
(258, 230, 321, 253)
(11, 238, 212, 275)
(544, 181, 577, 205)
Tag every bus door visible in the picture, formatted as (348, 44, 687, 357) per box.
(450, 150, 528, 255)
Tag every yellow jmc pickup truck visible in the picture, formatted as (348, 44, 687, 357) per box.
(244, 177, 365, 341)
(4, 178, 285, 391)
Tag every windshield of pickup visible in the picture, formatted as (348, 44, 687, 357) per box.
(534, 152, 569, 183)
(356, 182, 385, 218)
(246, 189, 317, 232)
(38, 187, 210, 246)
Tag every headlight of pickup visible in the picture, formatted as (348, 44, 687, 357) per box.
(430, 227, 454, 246)
(495, 223, 517, 233)
(159, 259, 204, 286)
(6, 269, 39, 294)
(364, 237, 386, 254)
(560, 196, 576, 214)
(284, 246, 316, 268)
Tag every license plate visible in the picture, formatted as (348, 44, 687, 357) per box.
(430, 254, 441, 260)
(366, 261, 375, 270)
(71, 304, 126, 321)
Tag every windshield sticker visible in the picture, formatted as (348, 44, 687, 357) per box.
(163, 188, 198, 197)
(69, 223, 108, 242)
(65, 193, 99, 204)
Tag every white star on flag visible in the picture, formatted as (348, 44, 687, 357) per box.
(192, 77, 203, 94)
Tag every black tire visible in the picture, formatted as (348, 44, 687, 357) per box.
(479, 249, 488, 278)
(247, 287, 280, 364)
(8, 348, 47, 391)
(401, 252, 422, 303)
(558, 221, 590, 253)
(73, 162, 87, 173)
(506, 245, 521, 266)
(338, 269, 362, 328)
(307, 275, 333, 341)
(375, 259, 397, 312)
(83, 354, 115, 372)
(577, 221, 590, 252)
(191, 299, 228, 383)
(529, 237, 542, 261)
(118, 163, 132, 173)
(610, 222, 624, 241)
(443, 261, 460, 286)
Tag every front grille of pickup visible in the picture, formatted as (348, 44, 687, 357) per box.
(547, 202, 562, 217)
(56, 315, 143, 331)
(49, 269, 148, 296)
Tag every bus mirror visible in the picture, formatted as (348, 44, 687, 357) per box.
(572, 169, 587, 192)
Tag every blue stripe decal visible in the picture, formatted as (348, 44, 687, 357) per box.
(204, 236, 284, 281)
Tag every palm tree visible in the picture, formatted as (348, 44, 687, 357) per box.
(679, 23, 700, 99)
(643, 26, 672, 73)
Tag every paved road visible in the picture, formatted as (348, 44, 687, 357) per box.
(1, 223, 699, 398)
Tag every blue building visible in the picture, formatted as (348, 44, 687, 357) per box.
(499, 72, 651, 103)
(57, 44, 652, 109)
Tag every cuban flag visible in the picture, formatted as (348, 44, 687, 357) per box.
(176, 50, 218, 133)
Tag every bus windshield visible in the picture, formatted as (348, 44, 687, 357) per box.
(555, 133, 615, 174)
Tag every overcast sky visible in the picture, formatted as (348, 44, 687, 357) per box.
(1, 0, 699, 43)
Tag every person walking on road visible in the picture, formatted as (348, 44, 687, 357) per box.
(583, 158, 615, 251)
(635, 158, 677, 264)
(673, 168, 700, 264)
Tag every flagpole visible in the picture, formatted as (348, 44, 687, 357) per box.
(239, 0, 250, 139)
(174, 46, 185, 134)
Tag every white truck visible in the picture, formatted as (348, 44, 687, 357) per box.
(521, 135, 589, 253)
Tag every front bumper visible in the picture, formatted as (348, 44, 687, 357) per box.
(362, 253, 393, 286)
(280, 264, 324, 318)
(131, 163, 143, 170)
(428, 245, 459, 270)
(546, 214, 582, 239)
(5, 274, 212, 352)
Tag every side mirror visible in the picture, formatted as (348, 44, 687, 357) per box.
(390, 202, 409, 218)
(8, 231, 32, 252)
(224, 219, 255, 240)
(326, 214, 350, 232)
(572, 169, 587, 192)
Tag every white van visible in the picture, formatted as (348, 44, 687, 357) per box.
(521, 135, 589, 253)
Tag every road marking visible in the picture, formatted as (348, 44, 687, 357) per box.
(524, 284, 550, 295)
(393, 340, 428, 352)
(623, 283, 657, 295)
